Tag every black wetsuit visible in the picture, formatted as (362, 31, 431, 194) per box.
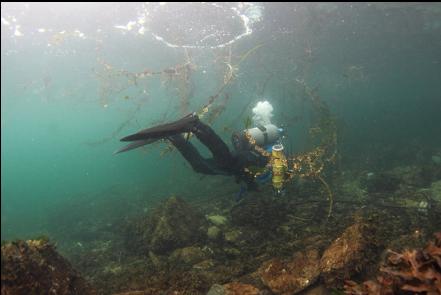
(116, 113, 268, 189)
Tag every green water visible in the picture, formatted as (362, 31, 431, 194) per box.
(1, 2, 441, 243)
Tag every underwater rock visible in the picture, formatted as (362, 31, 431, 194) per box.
(320, 220, 377, 288)
(165, 270, 212, 294)
(258, 249, 321, 294)
(1, 239, 95, 295)
(207, 214, 228, 226)
(207, 226, 221, 240)
(193, 259, 215, 271)
(365, 172, 401, 193)
(223, 282, 260, 295)
(223, 247, 241, 258)
(230, 196, 288, 230)
(224, 229, 243, 244)
(149, 196, 207, 254)
(206, 282, 260, 295)
(136, 196, 207, 254)
(203, 261, 255, 289)
(344, 232, 441, 295)
(169, 246, 208, 266)
(207, 284, 225, 295)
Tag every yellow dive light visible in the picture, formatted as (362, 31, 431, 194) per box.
(271, 144, 288, 196)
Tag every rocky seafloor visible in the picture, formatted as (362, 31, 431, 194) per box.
(2, 156, 441, 295)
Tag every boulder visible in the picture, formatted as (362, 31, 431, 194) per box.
(1, 239, 95, 295)
(207, 226, 221, 240)
(127, 196, 207, 255)
(206, 282, 260, 295)
(223, 282, 260, 295)
(149, 197, 207, 254)
(169, 246, 208, 266)
(258, 249, 321, 294)
(193, 259, 215, 271)
(224, 229, 242, 244)
(320, 221, 376, 288)
(207, 215, 228, 227)
(207, 284, 225, 295)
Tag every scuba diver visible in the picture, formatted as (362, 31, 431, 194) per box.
(115, 101, 291, 197)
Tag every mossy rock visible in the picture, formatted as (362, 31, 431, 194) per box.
(138, 196, 208, 254)
(169, 246, 208, 266)
(1, 239, 95, 294)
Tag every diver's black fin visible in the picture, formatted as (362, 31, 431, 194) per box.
(120, 113, 199, 142)
(114, 138, 161, 154)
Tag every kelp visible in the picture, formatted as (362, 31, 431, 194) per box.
(90, 44, 263, 150)
(288, 79, 338, 218)
(344, 232, 441, 295)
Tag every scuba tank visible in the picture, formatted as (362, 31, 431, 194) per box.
(246, 124, 282, 146)
(232, 124, 284, 151)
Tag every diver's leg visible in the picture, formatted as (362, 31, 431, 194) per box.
(118, 112, 236, 173)
(168, 135, 218, 175)
(191, 120, 236, 170)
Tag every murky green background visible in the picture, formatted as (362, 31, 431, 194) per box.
(1, 3, 440, 242)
